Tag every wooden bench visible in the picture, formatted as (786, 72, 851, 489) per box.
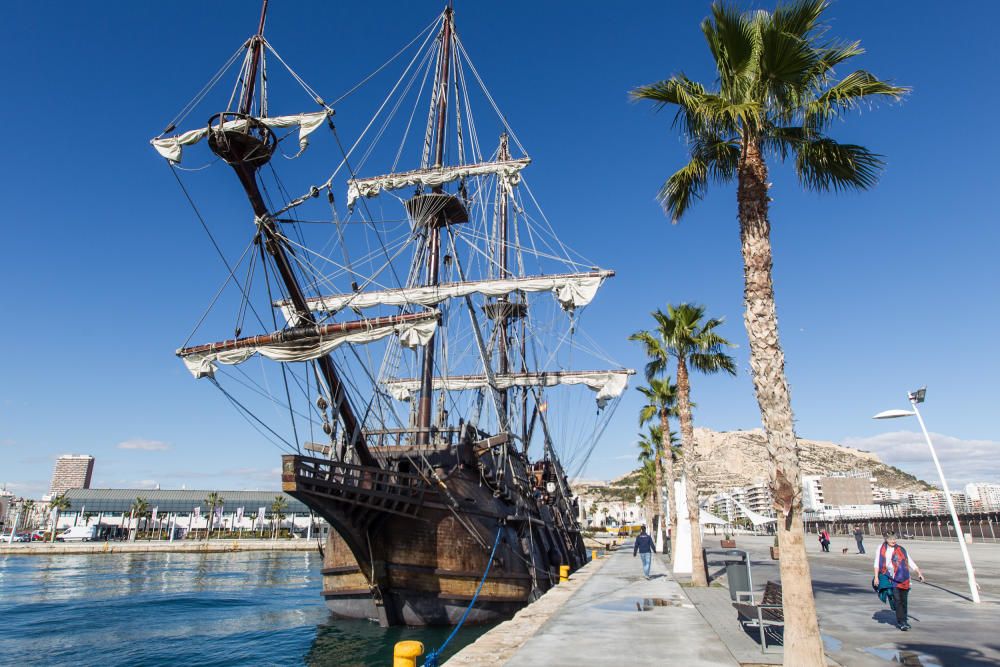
(732, 580, 784, 652)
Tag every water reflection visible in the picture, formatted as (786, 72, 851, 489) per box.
(306, 618, 492, 667)
(0, 551, 492, 666)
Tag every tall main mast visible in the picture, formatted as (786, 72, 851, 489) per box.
(496, 133, 511, 427)
(210, 1, 375, 467)
(415, 7, 454, 446)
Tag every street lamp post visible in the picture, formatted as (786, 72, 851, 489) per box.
(873, 387, 981, 603)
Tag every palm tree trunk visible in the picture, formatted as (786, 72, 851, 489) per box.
(660, 411, 677, 566)
(675, 358, 706, 586)
(738, 139, 824, 666)
(653, 452, 664, 552)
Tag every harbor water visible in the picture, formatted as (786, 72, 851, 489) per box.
(0, 550, 491, 666)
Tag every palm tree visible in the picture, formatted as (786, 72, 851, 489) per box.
(48, 494, 71, 542)
(631, 2, 906, 662)
(630, 303, 735, 587)
(205, 492, 224, 540)
(130, 497, 149, 540)
(23, 500, 35, 531)
(637, 378, 679, 562)
(270, 496, 288, 539)
(636, 427, 660, 526)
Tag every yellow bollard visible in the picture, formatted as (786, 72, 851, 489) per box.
(591, 549, 598, 561)
(559, 564, 570, 582)
(393, 640, 424, 667)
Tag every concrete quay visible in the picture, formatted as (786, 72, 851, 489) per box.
(0, 539, 319, 556)
(447, 547, 739, 666)
(449, 533, 1000, 666)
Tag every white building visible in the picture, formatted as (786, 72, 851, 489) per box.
(965, 483, 1000, 511)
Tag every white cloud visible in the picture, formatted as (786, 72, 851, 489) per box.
(841, 430, 1000, 487)
(117, 439, 171, 451)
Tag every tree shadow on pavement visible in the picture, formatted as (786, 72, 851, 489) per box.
(810, 579, 872, 597)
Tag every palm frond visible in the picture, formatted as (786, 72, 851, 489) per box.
(658, 157, 709, 222)
(690, 350, 738, 376)
(794, 137, 884, 192)
(771, 0, 827, 38)
(806, 70, 909, 127)
(631, 75, 717, 138)
(692, 134, 741, 184)
(702, 3, 757, 90)
(807, 40, 865, 84)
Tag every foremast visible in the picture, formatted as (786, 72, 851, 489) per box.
(206, 0, 376, 467)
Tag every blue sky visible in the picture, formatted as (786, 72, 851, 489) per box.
(2, 1, 998, 498)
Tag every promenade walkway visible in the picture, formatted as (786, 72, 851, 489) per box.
(448, 532, 1000, 666)
(449, 546, 738, 666)
(694, 534, 1000, 666)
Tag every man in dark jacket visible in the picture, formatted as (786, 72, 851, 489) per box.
(633, 525, 655, 579)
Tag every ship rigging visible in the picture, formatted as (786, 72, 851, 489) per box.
(152, 2, 632, 626)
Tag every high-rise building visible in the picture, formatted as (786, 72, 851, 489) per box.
(48, 455, 95, 498)
(966, 483, 1000, 511)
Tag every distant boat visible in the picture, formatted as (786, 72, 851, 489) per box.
(151, 1, 630, 626)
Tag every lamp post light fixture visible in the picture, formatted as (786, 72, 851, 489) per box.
(873, 387, 981, 603)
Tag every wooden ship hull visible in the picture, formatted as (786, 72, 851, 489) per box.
(282, 437, 586, 626)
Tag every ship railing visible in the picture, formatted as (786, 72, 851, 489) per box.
(282, 455, 435, 519)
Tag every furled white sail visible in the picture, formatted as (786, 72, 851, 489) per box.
(180, 317, 437, 380)
(151, 111, 331, 163)
(383, 369, 633, 407)
(346, 158, 531, 208)
(279, 271, 614, 322)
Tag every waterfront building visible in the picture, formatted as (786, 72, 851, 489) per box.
(966, 483, 1000, 511)
(47, 455, 95, 499)
(704, 481, 776, 525)
(0, 488, 13, 523)
(59, 488, 323, 536)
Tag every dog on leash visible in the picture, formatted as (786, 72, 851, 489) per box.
(841, 547, 849, 554)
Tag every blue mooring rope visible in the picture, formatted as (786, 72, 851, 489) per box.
(423, 524, 504, 667)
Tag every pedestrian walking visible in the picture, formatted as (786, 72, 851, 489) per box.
(633, 525, 654, 579)
(819, 528, 831, 552)
(854, 525, 866, 554)
(872, 530, 924, 631)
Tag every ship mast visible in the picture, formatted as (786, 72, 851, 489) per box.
(415, 7, 454, 446)
(210, 0, 375, 467)
(496, 133, 511, 427)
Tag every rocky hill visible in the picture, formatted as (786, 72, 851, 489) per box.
(573, 427, 932, 501)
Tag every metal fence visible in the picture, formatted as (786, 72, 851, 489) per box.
(805, 512, 1000, 543)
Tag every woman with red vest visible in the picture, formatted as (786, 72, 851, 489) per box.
(872, 530, 924, 631)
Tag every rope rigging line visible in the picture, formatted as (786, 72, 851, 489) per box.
(158, 43, 246, 136)
(259, 244, 303, 453)
(210, 377, 297, 453)
(170, 165, 270, 348)
(329, 12, 443, 108)
(423, 523, 504, 667)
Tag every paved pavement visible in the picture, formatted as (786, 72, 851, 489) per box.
(701, 534, 1000, 666)
(504, 547, 738, 666)
(452, 534, 999, 666)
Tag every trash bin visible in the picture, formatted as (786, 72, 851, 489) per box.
(725, 559, 751, 602)
(703, 548, 753, 601)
